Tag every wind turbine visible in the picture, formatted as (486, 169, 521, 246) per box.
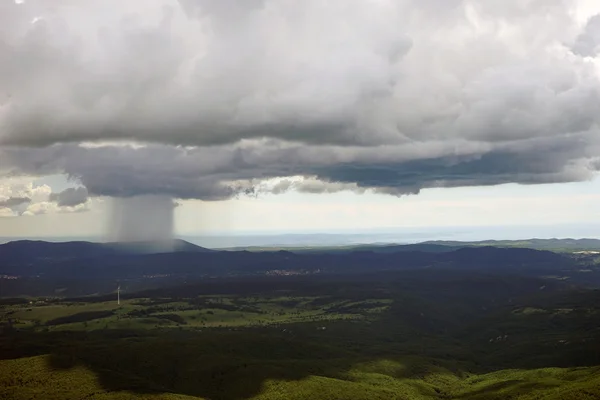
(117, 284, 121, 306)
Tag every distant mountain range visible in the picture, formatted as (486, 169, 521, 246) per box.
(424, 238, 600, 252)
(0, 239, 213, 266)
(228, 238, 600, 254)
(0, 238, 588, 278)
(2, 238, 600, 298)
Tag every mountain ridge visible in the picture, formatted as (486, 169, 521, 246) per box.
(0, 240, 580, 282)
(0, 238, 213, 265)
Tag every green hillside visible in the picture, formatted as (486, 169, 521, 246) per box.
(2, 271, 600, 399)
(2, 347, 599, 399)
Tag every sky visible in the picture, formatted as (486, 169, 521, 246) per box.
(1, 0, 600, 241)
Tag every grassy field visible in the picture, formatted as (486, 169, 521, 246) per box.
(2, 273, 600, 399)
(1, 348, 599, 399)
(1, 295, 393, 332)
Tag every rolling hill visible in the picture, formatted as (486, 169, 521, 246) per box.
(425, 238, 600, 252)
(0, 239, 213, 265)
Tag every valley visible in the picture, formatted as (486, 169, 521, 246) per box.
(1, 240, 600, 399)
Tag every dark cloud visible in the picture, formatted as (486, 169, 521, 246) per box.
(0, 196, 30, 208)
(0, 0, 600, 202)
(49, 187, 89, 207)
(2, 132, 598, 201)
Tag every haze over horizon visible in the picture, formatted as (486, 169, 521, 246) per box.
(2, 0, 600, 240)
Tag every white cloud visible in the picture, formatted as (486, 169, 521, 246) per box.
(1, 0, 600, 206)
(0, 207, 16, 218)
(0, 177, 90, 217)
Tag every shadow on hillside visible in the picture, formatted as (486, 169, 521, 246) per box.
(0, 322, 466, 400)
(3, 281, 600, 399)
(1, 324, 599, 400)
(36, 329, 436, 400)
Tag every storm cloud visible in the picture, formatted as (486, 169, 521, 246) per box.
(0, 196, 30, 208)
(49, 187, 89, 207)
(1, 0, 600, 201)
